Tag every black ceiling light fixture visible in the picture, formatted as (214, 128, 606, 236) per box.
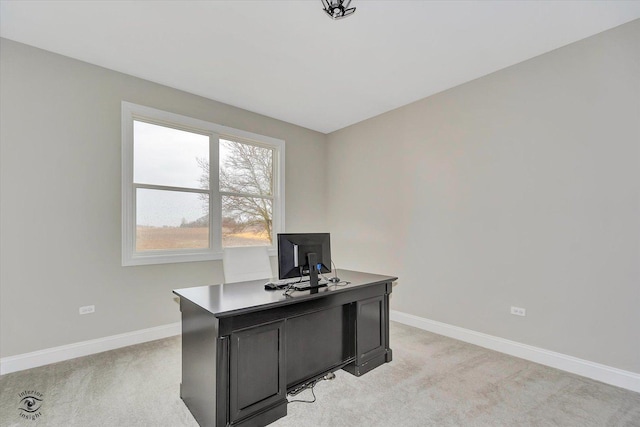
(321, 0, 356, 20)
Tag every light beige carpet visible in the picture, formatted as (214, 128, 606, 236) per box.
(1, 322, 639, 426)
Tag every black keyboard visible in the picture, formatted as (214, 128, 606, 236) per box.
(293, 282, 328, 291)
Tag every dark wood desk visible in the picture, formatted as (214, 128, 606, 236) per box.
(173, 270, 396, 427)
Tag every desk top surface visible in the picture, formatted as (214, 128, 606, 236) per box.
(173, 269, 397, 318)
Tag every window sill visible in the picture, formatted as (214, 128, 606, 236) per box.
(122, 250, 222, 267)
(122, 246, 276, 266)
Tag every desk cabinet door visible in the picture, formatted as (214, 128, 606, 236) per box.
(356, 295, 387, 366)
(229, 320, 286, 423)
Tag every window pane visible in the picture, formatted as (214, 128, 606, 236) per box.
(134, 121, 209, 189)
(222, 196, 272, 247)
(136, 188, 209, 251)
(220, 139, 273, 196)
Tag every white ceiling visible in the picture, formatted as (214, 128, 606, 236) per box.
(2, 1, 640, 134)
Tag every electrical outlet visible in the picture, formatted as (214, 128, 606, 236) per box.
(79, 305, 95, 315)
(510, 306, 526, 316)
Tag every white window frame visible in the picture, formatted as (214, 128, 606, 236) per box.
(122, 102, 285, 266)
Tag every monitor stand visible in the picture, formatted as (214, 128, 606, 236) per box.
(307, 252, 319, 289)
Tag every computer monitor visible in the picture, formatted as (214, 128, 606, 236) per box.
(277, 233, 331, 287)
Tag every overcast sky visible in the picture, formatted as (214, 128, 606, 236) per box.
(134, 121, 210, 227)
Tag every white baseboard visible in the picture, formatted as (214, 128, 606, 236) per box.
(4, 314, 639, 394)
(0, 322, 181, 375)
(390, 310, 640, 393)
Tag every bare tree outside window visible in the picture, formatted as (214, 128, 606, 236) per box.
(196, 139, 274, 247)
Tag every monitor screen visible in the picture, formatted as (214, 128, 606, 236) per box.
(277, 233, 331, 280)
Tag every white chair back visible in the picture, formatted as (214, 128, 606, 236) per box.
(222, 246, 273, 283)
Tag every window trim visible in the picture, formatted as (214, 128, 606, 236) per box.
(122, 101, 285, 266)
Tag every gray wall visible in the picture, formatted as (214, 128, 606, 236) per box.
(2, 19, 639, 375)
(0, 38, 327, 357)
(327, 20, 640, 373)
